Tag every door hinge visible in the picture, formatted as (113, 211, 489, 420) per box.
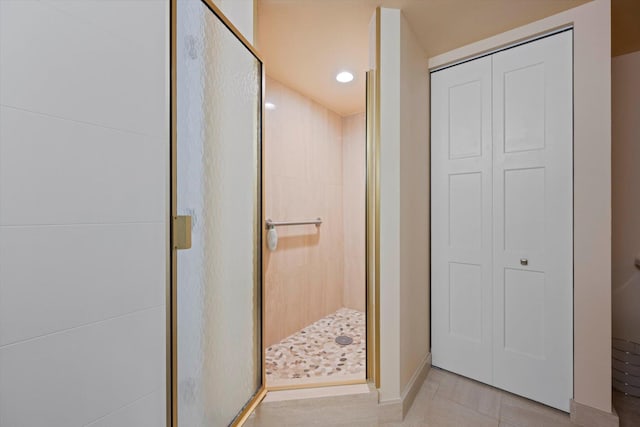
(173, 215, 192, 250)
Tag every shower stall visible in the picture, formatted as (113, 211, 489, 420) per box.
(173, 2, 372, 425)
(262, 77, 367, 389)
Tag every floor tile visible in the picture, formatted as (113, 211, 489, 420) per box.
(380, 421, 428, 427)
(422, 395, 499, 427)
(254, 365, 601, 427)
(499, 393, 572, 427)
(434, 369, 502, 419)
(424, 367, 451, 385)
(418, 378, 440, 400)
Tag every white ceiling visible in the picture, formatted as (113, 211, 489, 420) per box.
(256, 0, 590, 116)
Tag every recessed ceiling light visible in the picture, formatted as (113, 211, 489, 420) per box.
(265, 102, 276, 110)
(336, 71, 354, 83)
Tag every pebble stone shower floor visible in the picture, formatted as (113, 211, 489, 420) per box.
(265, 308, 366, 385)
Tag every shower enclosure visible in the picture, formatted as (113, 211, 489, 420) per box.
(171, 2, 379, 421)
(172, 0, 264, 425)
(262, 77, 368, 389)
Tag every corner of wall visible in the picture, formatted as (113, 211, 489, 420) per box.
(378, 6, 403, 403)
(376, 6, 431, 405)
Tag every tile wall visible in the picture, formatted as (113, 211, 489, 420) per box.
(0, 1, 168, 425)
(263, 77, 365, 347)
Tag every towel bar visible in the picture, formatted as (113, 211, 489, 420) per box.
(265, 218, 322, 230)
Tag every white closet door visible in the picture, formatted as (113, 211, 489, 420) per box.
(492, 31, 573, 411)
(431, 57, 493, 384)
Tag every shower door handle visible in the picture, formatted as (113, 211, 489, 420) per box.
(173, 215, 192, 250)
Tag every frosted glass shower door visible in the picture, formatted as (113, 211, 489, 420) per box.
(175, 1, 263, 426)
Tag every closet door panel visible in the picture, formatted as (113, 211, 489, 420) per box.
(492, 31, 573, 412)
(431, 57, 493, 385)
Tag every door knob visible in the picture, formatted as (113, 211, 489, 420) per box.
(520, 258, 528, 266)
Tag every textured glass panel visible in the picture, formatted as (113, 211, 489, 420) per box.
(176, 1, 261, 425)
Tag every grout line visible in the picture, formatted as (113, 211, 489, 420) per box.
(0, 304, 164, 349)
(40, 0, 165, 56)
(0, 104, 164, 140)
(0, 220, 165, 229)
(83, 387, 163, 427)
(497, 392, 504, 422)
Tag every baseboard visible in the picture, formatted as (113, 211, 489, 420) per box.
(377, 352, 432, 423)
(570, 399, 619, 427)
(401, 352, 432, 417)
(377, 398, 403, 424)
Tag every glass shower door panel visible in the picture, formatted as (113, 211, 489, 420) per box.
(176, 1, 261, 425)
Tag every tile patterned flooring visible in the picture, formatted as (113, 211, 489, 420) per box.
(255, 363, 637, 426)
(265, 308, 366, 386)
(263, 315, 639, 426)
(381, 367, 576, 427)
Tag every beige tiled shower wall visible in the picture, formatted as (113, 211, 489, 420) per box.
(264, 77, 365, 348)
(342, 113, 366, 312)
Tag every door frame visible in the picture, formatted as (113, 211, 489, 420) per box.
(260, 14, 381, 395)
(366, 7, 382, 389)
(366, 66, 381, 388)
(169, 0, 267, 425)
(260, 69, 379, 396)
(428, 25, 575, 405)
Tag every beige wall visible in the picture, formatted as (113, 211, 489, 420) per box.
(378, 8, 402, 401)
(399, 12, 430, 393)
(612, 50, 640, 344)
(429, 0, 612, 414)
(376, 8, 430, 403)
(264, 77, 366, 347)
(263, 77, 344, 347)
(342, 113, 366, 312)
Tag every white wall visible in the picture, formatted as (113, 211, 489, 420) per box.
(0, 1, 169, 425)
(377, 8, 430, 404)
(211, 0, 255, 44)
(429, 0, 612, 414)
(612, 50, 640, 344)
